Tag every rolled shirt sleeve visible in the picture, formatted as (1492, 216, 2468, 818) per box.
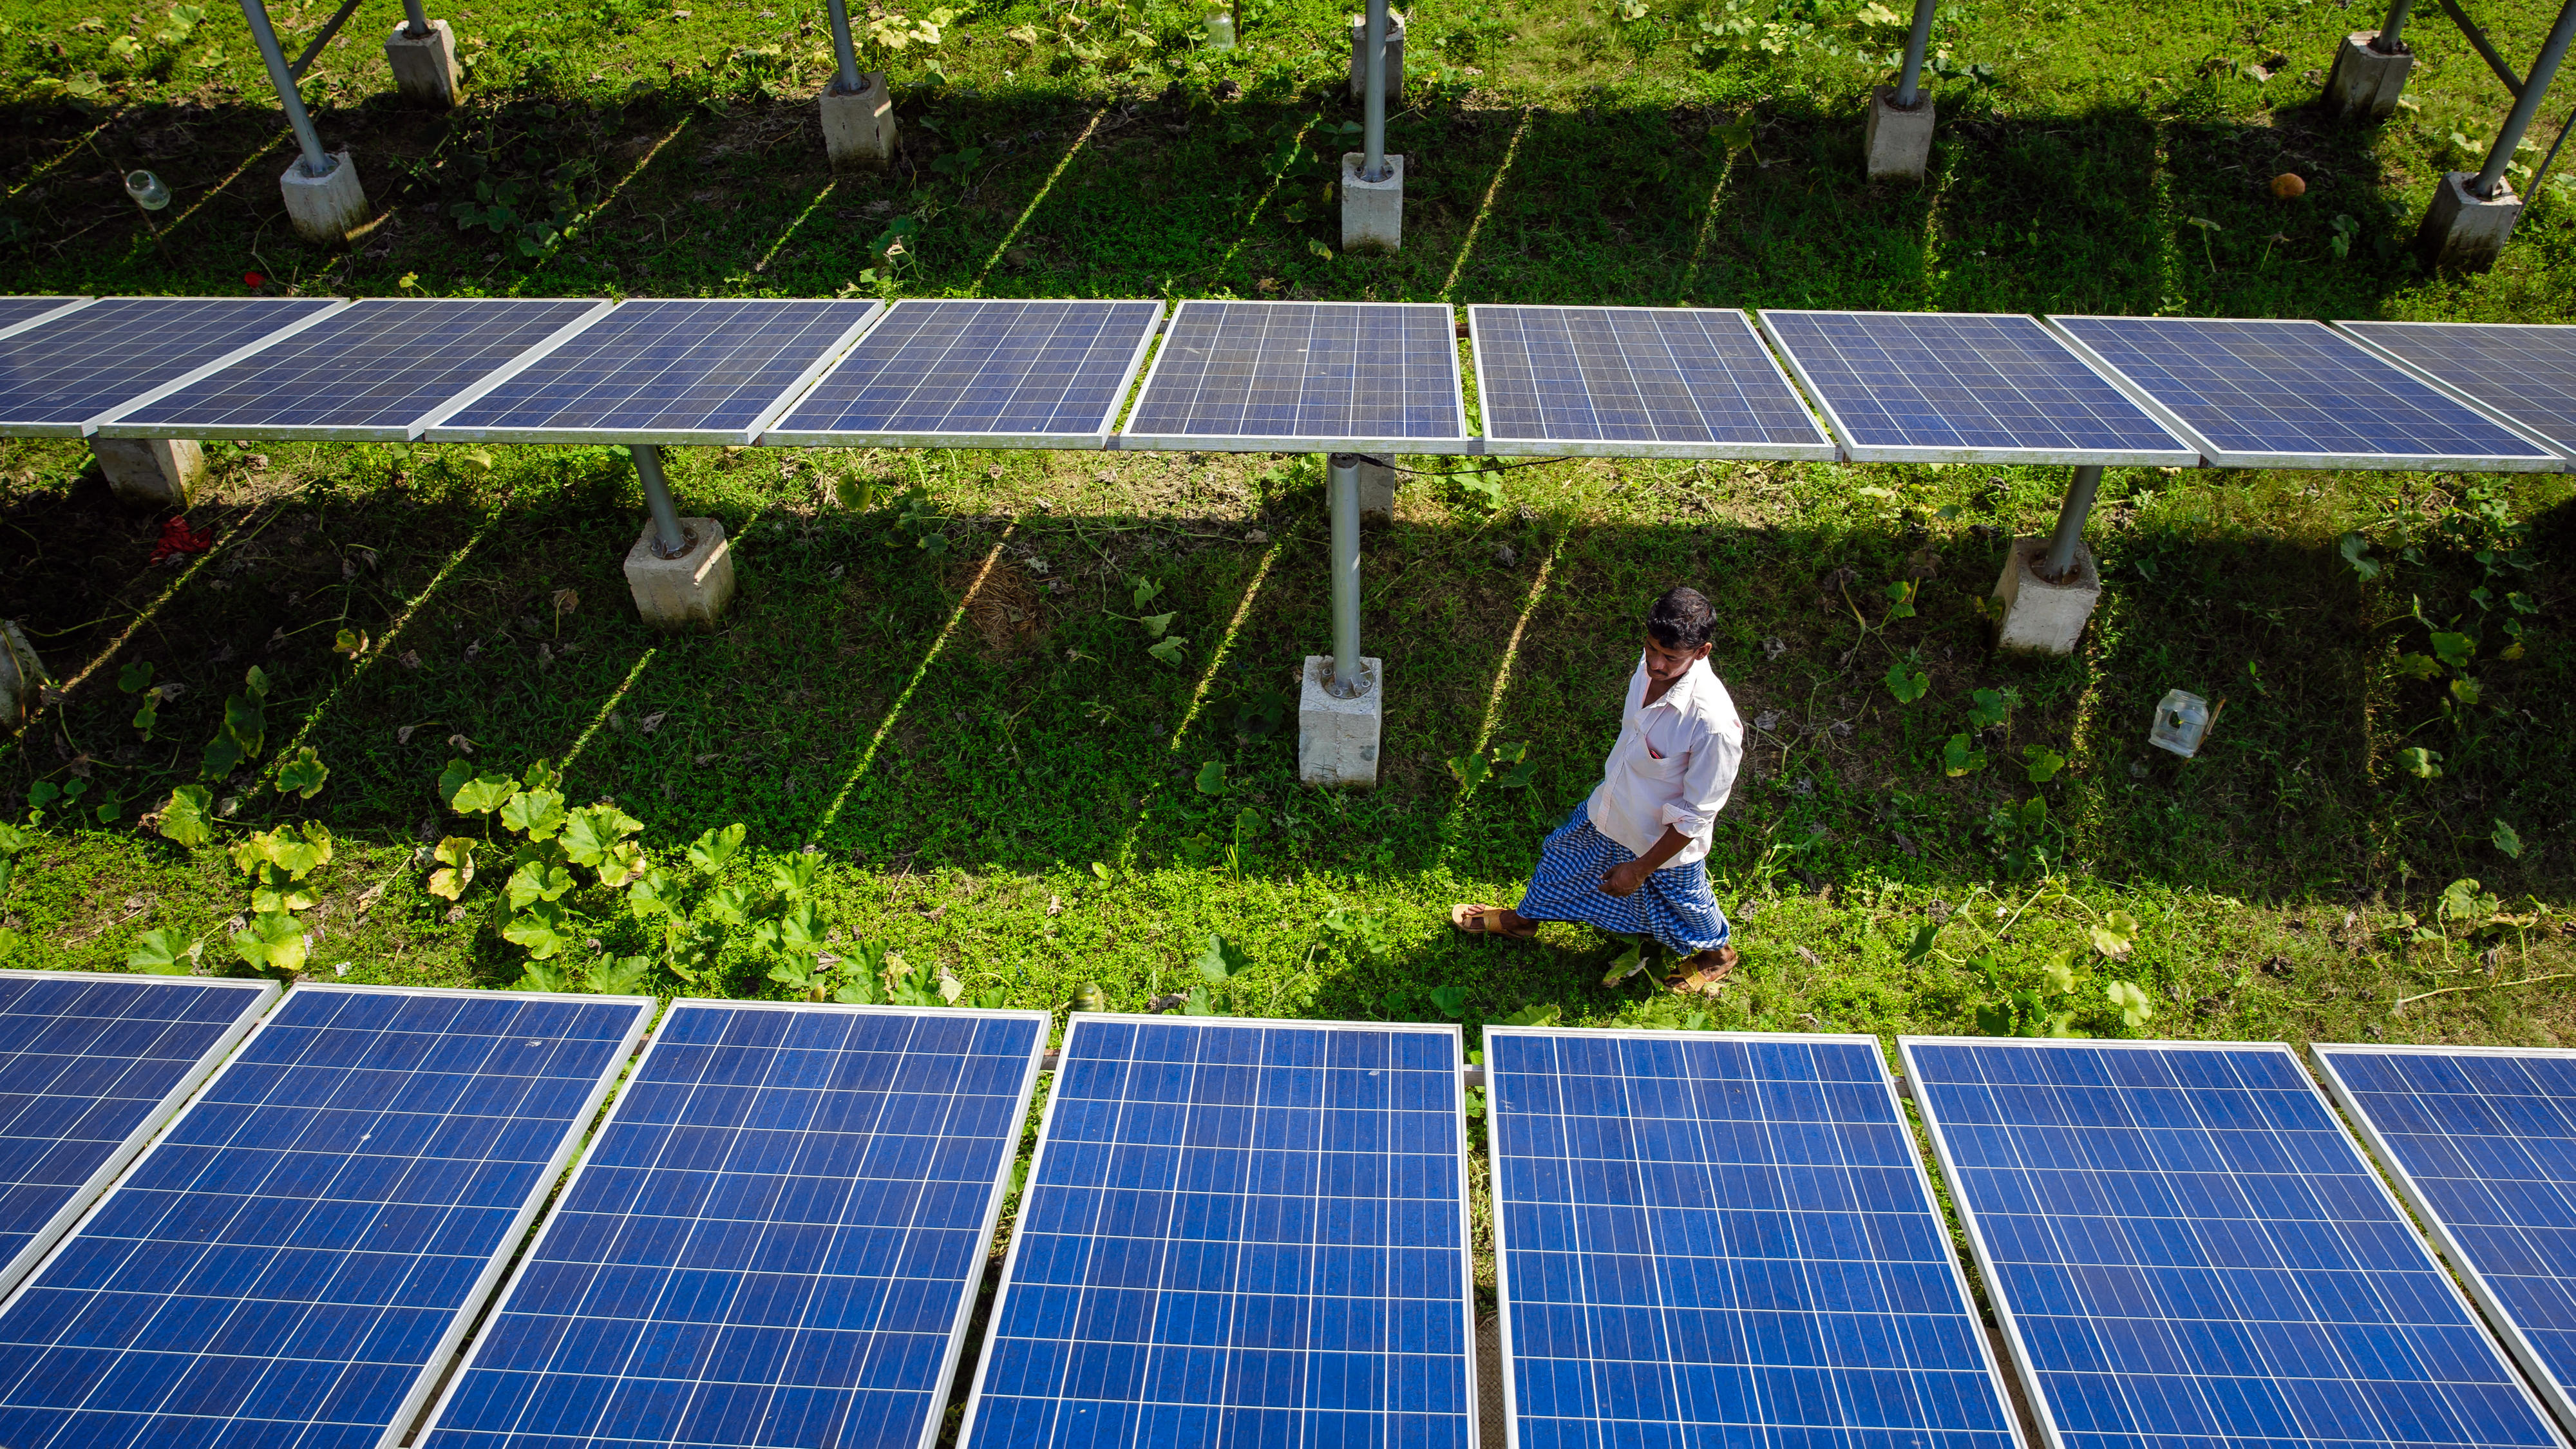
(1659, 710, 1740, 844)
(1582, 657, 1745, 867)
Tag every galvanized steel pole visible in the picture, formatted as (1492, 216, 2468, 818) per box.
(1327, 453, 1364, 697)
(401, 0, 430, 39)
(2041, 465, 2103, 580)
(1361, 0, 1388, 182)
(238, 0, 333, 176)
(2472, 0, 2576, 198)
(631, 444, 688, 558)
(1895, 0, 1937, 108)
(2372, 0, 2415, 52)
(824, 0, 862, 93)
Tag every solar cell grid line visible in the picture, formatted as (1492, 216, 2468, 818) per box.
(0, 298, 93, 344)
(0, 296, 348, 438)
(2334, 321, 2576, 466)
(1117, 299, 1475, 453)
(416, 999, 1050, 1449)
(1754, 310, 2201, 466)
(761, 298, 1164, 450)
(2313, 1043, 2576, 1437)
(2045, 314, 2566, 472)
(1466, 305, 1838, 460)
(0, 971, 278, 1305)
(419, 298, 884, 446)
(0, 982, 651, 1449)
(92, 298, 613, 443)
(1902, 1036, 2569, 1449)
(1486, 1027, 2027, 1449)
(959, 1014, 1479, 1449)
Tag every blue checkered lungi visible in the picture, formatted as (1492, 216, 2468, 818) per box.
(1513, 800, 1730, 956)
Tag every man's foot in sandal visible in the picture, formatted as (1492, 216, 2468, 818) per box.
(1664, 945, 1738, 996)
(1450, 904, 1538, 939)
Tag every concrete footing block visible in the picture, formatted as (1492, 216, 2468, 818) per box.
(2414, 169, 2521, 272)
(1347, 12, 1404, 104)
(1993, 537, 2101, 656)
(623, 517, 736, 630)
(2325, 32, 2410, 121)
(1298, 654, 1383, 789)
(0, 621, 46, 732)
(280, 151, 368, 243)
(92, 437, 204, 508)
(1340, 153, 1403, 254)
(821, 73, 896, 169)
(384, 19, 462, 108)
(1863, 85, 1934, 182)
(1356, 456, 1396, 520)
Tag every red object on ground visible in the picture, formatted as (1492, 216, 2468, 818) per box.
(243, 271, 265, 288)
(148, 516, 216, 564)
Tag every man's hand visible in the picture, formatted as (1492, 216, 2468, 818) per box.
(1598, 859, 1651, 898)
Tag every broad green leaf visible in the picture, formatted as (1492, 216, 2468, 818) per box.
(2023, 745, 2066, 783)
(117, 661, 154, 693)
(200, 730, 246, 781)
(2338, 531, 2380, 581)
(2430, 631, 2476, 669)
(1966, 687, 2017, 732)
(437, 758, 477, 808)
(428, 837, 476, 900)
(222, 692, 265, 758)
(1900, 920, 1940, 963)
(627, 866, 683, 918)
(775, 900, 826, 955)
(560, 804, 643, 866)
(589, 956, 652, 995)
(250, 865, 318, 915)
(1447, 753, 1492, 790)
(132, 694, 158, 741)
(594, 838, 647, 889)
(1429, 985, 1468, 1018)
(1942, 734, 1986, 777)
(275, 746, 328, 800)
(156, 785, 214, 846)
(450, 772, 518, 816)
(2494, 819, 2526, 860)
(1193, 760, 1227, 795)
(834, 966, 886, 1005)
(2397, 745, 2444, 779)
(2041, 955, 2078, 994)
(1498, 1003, 1561, 1028)
(501, 900, 579, 959)
(687, 823, 745, 874)
(1883, 579, 1917, 620)
(2105, 980, 2154, 1027)
(1883, 661, 1929, 703)
(768, 853, 821, 899)
(1090, 861, 1110, 882)
(1139, 611, 1177, 639)
(522, 757, 563, 793)
(2090, 909, 2139, 958)
(1179, 983, 1217, 1016)
(500, 788, 567, 839)
(516, 960, 572, 993)
(0, 824, 25, 855)
(231, 911, 307, 974)
(1194, 933, 1250, 984)
(507, 858, 578, 910)
(1492, 741, 1529, 765)
(768, 956, 822, 995)
(1146, 635, 1188, 664)
(126, 927, 201, 974)
(1130, 576, 1164, 609)
(243, 665, 270, 701)
(702, 883, 755, 926)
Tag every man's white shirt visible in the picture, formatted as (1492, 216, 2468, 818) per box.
(1582, 653, 1743, 868)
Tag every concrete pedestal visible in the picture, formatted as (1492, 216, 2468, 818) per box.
(1340, 153, 1403, 254)
(821, 73, 896, 169)
(93, 437, 205, 508)
(280, 151, 368, 243)
(2325, 32, 2410, 121)
(0, 622, 44, 731)
(1356, 455, 1396, 520)
(1347, 12, 1405, 104)
(1298, 654, 1382, 788)
(384, 19, 462, 108)
(1864, 86, 1934, 182)
(1993, 537, 2100, 656)
(2414, 169, 2521, 272)
(623, 517, 736, 630)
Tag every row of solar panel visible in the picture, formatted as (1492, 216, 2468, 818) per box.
(9, 971, 2576, 1449)
(3, 293, 2572, 471)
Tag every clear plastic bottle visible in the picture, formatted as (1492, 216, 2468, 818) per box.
(2148, 689, 2211, 758)
(1204, 8, 1236, 48)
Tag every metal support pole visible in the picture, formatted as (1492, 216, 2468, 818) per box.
(1327, 453, 1364, 698)
(2373, 0, 2415, 52)
(1895, 0, 1936, 108)
(2472, 0, 2576, 198)
(239, 0, 333, 177)
(1361, 0, 1388, 183)
(2040, 465, 2103, 581)
(631, 444, 688, 559)
(824, 0, 862, 93)
(401, 0, 430, 39)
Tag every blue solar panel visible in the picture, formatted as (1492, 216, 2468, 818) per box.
(1489, 1028, 2023, 1449)
(961, 1016, 1476, 1448)
(2316, 1044, 2576, 1435)
(1468, 305, 1835, 460)
(95, 299, 609, 442)
(762, 298, 1162, 449)
(1905, 1037, 2562, 1449)
(419, 1001, 1047, 1449)
(0, 972, 275, 1302)
(1758, 310, 2199, 465)
(0, 297, 345, 438)
(0, 299, 88, 342)
(1120, 300, 1473, 452)
(0, 983, 648, 1449)
(422, 298, 881, 445)
(2049, 315, 2561, 471)
(2337, 321, 2576, 465)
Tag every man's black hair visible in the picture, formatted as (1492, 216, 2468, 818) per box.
(1646, 586, 1715, 650)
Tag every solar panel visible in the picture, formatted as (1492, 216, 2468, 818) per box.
(762, 298, 1163, 450)
(1119, 299, 1473, 453)
(1466, 305, 1836, 460)
(0, 983, 649, 1449)
(2315, 1044, 2576, 1435)
(2048, 314, 2562, 471)
(961, 1016, 1477, 1448)
(1757, 310, 2199, 466)
(0, 971, 276, 1304)
(1488, 1027, 2025, 1449)
(0, 299, 90, 343)
(2334, 321, 2576, 466)
(1904, 1036, 2564, 1449)
(418, 1000, 1048, 1449)
(0, 296, 347, 438)
(93, 298, 611, 443)
(421, 298, 882, 445)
